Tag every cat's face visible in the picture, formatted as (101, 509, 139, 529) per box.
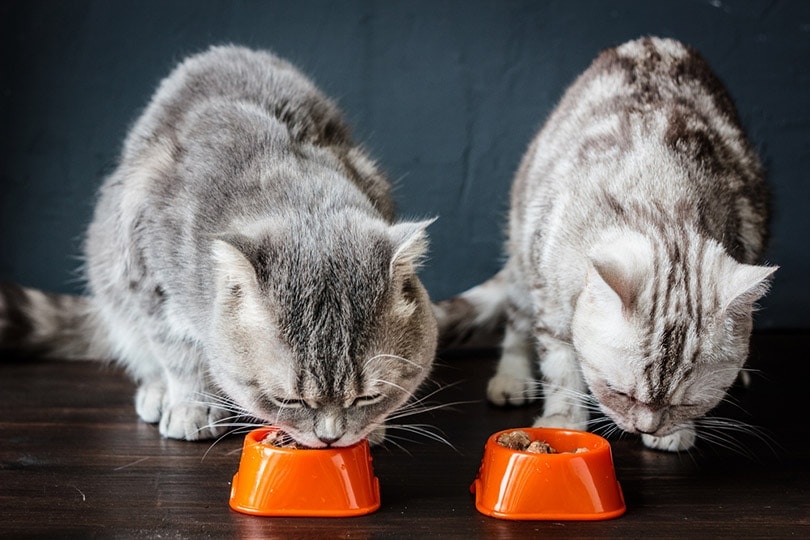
(571, 234, 776, 438)
(208, 215, 437, 447)
(573, 302, 751, 437)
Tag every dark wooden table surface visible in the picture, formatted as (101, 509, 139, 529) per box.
(2, 331, 808, 538)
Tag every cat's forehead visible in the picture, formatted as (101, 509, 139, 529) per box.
(272, 260, 390, 384)
(267, 215, 392, 275)
(296, 361, 362, 400)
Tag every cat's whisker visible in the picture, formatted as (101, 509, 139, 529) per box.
(536, 382, 599, 410)
(587, 415, 616, 431)
(696, 428, 757, 459)
(383, 379, 475, 451)
(383, 423, 459, 453)
(186, 391, 271, 455)
(714, 394, 751, 416)
(389, 380, 465, 414)
(363, 353, 424, 371)
(591, 417, 622, 440)
(376, 434, 414, 455)
(190, 391, 251, 416)
(396, 380, 464, 409)
(200, 424, 260, 461)
(694, 416, 781, 458)
(369, 378, 411, 395)
(698, 416, 780, 454)
(386, 399, 478, 421)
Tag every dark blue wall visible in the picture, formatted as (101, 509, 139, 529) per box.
(2, 1, 808, 328)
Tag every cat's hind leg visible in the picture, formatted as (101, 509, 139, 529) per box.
(487, 301, 538, 406)
(98, 308, 169, 425)
(533, 331, 589, 431)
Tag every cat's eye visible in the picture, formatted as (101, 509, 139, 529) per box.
(352, 394, 384, 407)
(608, 387, 632, 400)
(268, 396, 314, 409)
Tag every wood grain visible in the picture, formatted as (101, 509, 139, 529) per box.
(1, 332, 808, 537)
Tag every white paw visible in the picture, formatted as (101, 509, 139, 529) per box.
(135, 380, 166, 424)
(533, 413, 588, 432)
(487, 373, 536, 406)
(158, 401, 229, 441)
(642, 425, 696, 452)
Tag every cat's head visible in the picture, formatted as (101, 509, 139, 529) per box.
(571, 230, 776, 438)
(207, 213, 437, 447)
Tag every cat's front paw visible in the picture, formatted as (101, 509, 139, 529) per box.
(135, 380, 166, 424)
(533, 413, 588, 432)
(158, 402, 228, 440)
(487, 373, 536, 406)
(641, 425, 696, 452)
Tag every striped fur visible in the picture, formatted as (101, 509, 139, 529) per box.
(0, 283, 107, 359)
(1, 46, 438, 446)
(442, 37, 776, 451)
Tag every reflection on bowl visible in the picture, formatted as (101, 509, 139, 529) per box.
(229, 427, 381, 517)
(471, 427, 626, 520)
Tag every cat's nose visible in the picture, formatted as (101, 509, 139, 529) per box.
(633, 411, 663, 434)
(318, 435, 340, 446)
(315, 412, 345, 446)
(634, 420, 663, 434)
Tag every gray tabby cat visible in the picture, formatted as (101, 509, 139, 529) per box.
(437, 37, 776, 452)
(0, 45, 438, 447)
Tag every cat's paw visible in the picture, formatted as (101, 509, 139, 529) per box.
(158, 402, 229, 440)
(487, 373, 536, 406)
(135, 380, 166, 424)
(533, 413, 588, 432)
(641, 425, 696, 452)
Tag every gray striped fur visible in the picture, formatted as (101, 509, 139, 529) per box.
(2, 46, 438, 446)
(444, 37, 776, 451)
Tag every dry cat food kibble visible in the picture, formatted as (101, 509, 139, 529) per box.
(496, 429, 532, 450)
(262, 430, 307, 449)
(496, 430, 588, 454)
(526, 440, 556, 454)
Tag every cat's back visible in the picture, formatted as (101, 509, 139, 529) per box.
(511, 36, 768, 264)
(124, 45, 350, 159)
(86, 45, 394, 316)
(536, 37, 743, 149)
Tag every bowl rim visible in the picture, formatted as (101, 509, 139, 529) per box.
(244, 426, 369, 454)
(484, 427, 612, 457)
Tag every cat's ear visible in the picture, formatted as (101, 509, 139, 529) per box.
(211, 237, 260, 293)
(721, 262, 777, 316)
(388, 218, 436, 274)
(587, 232, 652, 312)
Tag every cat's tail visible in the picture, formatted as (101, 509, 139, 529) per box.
(0, 282, 109, 360)
(433, 270, 509, 349)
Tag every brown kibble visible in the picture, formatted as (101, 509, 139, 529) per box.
(496, 430, 532, 450)
(526, 440, 557, 454)
(262, 430, 306, 449)
(495, 430, 589, 454)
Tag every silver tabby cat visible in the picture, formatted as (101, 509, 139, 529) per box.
(0, 45, 438, 447)
(437, 37, 776, 452)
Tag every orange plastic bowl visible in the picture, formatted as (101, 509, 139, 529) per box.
(470, 427, 626, 521)
(229, 427, 381, 517)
